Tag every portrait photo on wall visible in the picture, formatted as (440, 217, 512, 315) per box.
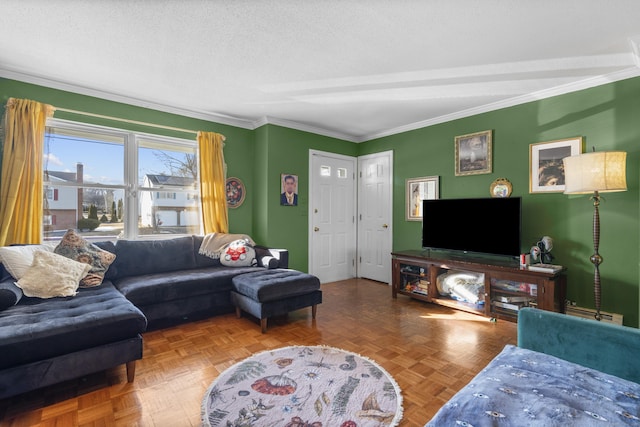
(530, 137, 583, 193)
(280, 173, 299, 206)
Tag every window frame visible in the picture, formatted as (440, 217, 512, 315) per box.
(43, 118, 202, 241)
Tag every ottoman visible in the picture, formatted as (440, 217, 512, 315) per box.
(231, 269, 322, 333)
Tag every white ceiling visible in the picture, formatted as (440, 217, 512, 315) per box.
(1, 1, 639, 142)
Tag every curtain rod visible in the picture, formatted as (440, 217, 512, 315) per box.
(54, 107, 225, 140)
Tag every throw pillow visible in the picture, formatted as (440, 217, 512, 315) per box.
(219, 239, 257, 267)
(259, 256, 279, 269)
(0, 243, 56, 280)
(0, 280, 22, 310)
(16, 250, 91, 298)
(54, 229, 116, 287)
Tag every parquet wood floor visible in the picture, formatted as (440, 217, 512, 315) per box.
(0, 279, 517, 426)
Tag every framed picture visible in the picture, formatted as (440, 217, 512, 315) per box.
(455, 130, 492, 176)
(406, 176, 440, 221)
(280, 173, 298, 206)
(529, 137, 583, 193)
(225, 177, 245, 209)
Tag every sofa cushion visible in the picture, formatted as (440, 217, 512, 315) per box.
(110, 236, 197, 279)
(93, 241, 119, 280)
(0, 263, 12, 282)
(113, 266, 263, 307)
(54, 229, 116, 288)
(16, 251, 92, 298)
(0, 280, 22, 310)
(0, 282, 147, 370)
(193, 235, 222, 268)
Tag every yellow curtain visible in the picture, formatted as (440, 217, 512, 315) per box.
(0, 98, 55, 245)
(197, 131, 228, 234)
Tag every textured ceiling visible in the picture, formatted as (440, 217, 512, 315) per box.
(1, 1, 639, 142)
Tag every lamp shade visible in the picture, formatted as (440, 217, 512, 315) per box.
(563, 151, 627, 194)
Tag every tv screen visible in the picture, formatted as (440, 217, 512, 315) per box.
(422, 197, 521, 257)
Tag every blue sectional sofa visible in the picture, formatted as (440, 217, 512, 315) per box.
(0, 235, 288, 399)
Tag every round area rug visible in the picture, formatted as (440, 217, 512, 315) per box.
(201, 345, 403, 427)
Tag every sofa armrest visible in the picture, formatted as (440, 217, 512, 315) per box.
(518, 307, 640, 383)
(254, 246, 289, 269)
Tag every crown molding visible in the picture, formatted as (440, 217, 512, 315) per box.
(630, 36, 640, 68)
(0, 68, 256, 130)
(360, 67, 640, 142)
(3, 66, 639, 144)
(257, 116, 359, 142)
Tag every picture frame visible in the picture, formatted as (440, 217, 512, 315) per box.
(455, 130, 492, 176)
(529, 137, 583, 193)
(406, 175, 440, 221)
(280, 173, 299, 206)
(225, 177, 245, 209)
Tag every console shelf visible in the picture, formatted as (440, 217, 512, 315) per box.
(392, 250, 566, 322)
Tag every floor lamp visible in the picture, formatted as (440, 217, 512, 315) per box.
(563, 151, 627, 321)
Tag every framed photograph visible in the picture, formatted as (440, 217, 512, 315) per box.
(225, 177, 246, 209)
(406, 176, 440, 221)
(280, 173, 299, 206)
(529, 137, 583, 193)
(455, 130, 492, 176)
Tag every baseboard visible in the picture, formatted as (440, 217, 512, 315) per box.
(565, 305, 623, 325)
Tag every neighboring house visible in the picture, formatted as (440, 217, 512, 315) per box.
(139, 174, 199, 228)
(44, 170, 80, 231)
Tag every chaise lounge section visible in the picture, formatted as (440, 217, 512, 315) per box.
(0, 281, 146, 399)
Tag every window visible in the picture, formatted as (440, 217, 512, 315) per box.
(45, 188, 59, 200)
(155, 192, 177, 199)
(43, 119, 201, 241)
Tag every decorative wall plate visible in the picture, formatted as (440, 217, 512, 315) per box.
(225, 177, 245, 208)
(490, 178, 512, 198)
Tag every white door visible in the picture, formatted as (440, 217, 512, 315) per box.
(309, 151, 357, 283)
(358, 151, 393, 284)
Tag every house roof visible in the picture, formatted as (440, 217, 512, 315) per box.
(145, 174, 195, 187)
(45, 171, 77, 182)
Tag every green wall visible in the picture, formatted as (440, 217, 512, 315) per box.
(0, 79, 357, 273)
(252, 124, 357, 272)
(2, 75, 639, 325)
(0, 78, 256, 234)
(359, 77, 640, 326)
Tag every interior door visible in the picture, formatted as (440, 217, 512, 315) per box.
(309, 151, 357, 283)
(358, 151, 393, 284)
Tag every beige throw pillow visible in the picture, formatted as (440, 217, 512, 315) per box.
(16, 250, 91, 298)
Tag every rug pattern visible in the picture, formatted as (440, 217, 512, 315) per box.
(202, 345, 403, 427)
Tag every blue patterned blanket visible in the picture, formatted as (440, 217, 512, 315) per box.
(426, 344, 640, 426)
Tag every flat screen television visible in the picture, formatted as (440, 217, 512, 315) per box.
(422, 197, 521, 257)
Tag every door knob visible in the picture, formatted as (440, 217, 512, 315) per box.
(382, 224, 388, 228)
(314, 227, 320, 232)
